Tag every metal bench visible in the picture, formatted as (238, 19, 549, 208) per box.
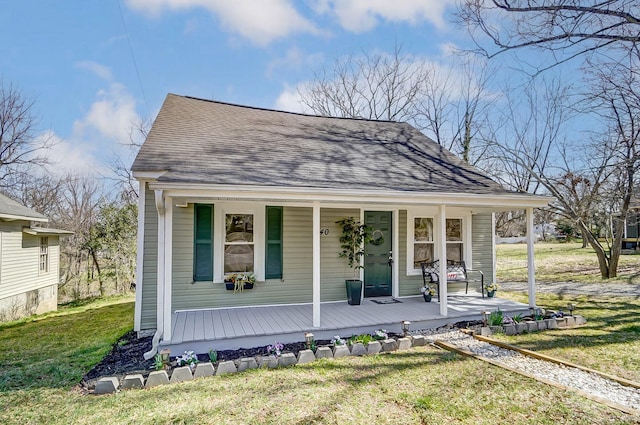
(420, 259, 485, 299)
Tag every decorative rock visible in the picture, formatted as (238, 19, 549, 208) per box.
(258, 355, 279, 368)
(565, 316, 576, 327)
(556, 317, 567, 328)
(503, 324, 516, 336)
(170, 366, 194, 383)
(381, 338, 398, 352)
(349, 342, 366, 356)
(94, 377, 119, 394)
(489, 326, 502, 334)
(526, 321, 538, 333)
(297, 349, 316, 364)
(537, 320, 547, 331)
(366, 341, 382, 355)
(216, 360, 238, 375)
(145, 370, 170, 388)
(278, 352, 297, 366)
(574, 315, 587, 326)
(315, 346, 333, 359)
(546, 319, 559, 330)
(410, 335, 426, 346)
(397, 337, 412, 351)
(480, 326, 492, 336)
(236, 357, 258, 372)
(121, 374, 144, 390)
(193, 362, 215, 379)
(332, 345, 350, 358)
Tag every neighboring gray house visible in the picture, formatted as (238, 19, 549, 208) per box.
(0, 193, 72, 321)
(132, 94, 549, 354)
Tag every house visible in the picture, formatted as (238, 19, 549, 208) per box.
(0, 193, 72, 321)
(132, 94, 550, 356)
(622, 198, 640, 250)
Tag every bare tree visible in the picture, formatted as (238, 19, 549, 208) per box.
(0, 82, 53, 186)
(458, 0, 640, 71)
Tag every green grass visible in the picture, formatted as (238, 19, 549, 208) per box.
(1, 295, 639, 424)
(496, 242, 640, 283)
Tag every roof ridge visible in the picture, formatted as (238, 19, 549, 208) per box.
(172, 93, 402, 125)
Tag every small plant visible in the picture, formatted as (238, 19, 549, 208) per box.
(267, 341, 284, 357)
(512, 313, 523, 323)
(502, 315, 515, 325)
(420, 286, 436, 296)
(374, 329, 388, 340)
(486, 283, 499, 292)
(488, 309, 504, 326)
(331, 335, 346, 346)
(348, 334, 373, 345)
(208, 349, 218, 363)
(224, 273, 257, 292)
(153, 353, 165, 371)
(176, 350, 199, 367)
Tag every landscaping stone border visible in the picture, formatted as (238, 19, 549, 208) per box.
(91, 316, 587, 394)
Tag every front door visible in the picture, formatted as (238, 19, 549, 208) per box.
(364, 211, 392, 297)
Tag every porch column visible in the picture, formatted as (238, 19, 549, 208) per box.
(163, 196, 173, 340)
(312, 202, 321, 327)
(526, 207, 536, 307)
(438, 204, 448, 316)
(154, 190, 166, 341)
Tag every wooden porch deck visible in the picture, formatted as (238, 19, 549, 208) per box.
(161, 292, 528, 354)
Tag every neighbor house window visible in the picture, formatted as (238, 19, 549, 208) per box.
(224, 214, 254, 273)
(446, 218, 463, 262)
(413, 217, 434, 268)
(39, 237, 49, 273)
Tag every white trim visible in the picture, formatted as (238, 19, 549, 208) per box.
(134, 181, 146, 332)
(438, 205, 448, 316)
(312, 202, 321, 327)
(392, 209, 399, 298)
(132, 170, 167, 180)
(163, 196, 173, 340)
(22, 227, 73, 236)
(0, 213, 48, 222)
(214, 202, 266, 282)
(149, 182, 552, 209)
(491, 212, 497, 285)
(526, 207, 536, 307)
(155, 190, 165, 345)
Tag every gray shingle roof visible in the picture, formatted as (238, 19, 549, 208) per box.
(0, 192, 47, 221)
(132, 94, 510, 195)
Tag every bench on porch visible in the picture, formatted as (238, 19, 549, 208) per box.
(420, 259, 485, 299)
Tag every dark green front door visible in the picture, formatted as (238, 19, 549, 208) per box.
(364, 211, 392, 297)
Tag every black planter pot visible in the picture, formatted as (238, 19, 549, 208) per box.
(423, 293, 432, 302)
(225, 282, 254, 291)
(345, 279, 362, 305)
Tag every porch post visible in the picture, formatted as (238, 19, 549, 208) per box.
(392, 209, 399, 298)
(438, 204, 448, 316)
(163, 196, 173, 340)
(526, 207, 536, 307)
(312, 202, 321, 327)
(154, 190, 166, 341)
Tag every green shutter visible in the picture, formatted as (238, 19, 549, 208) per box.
(265, 206, 283, 279)
(194, 204, 213, 281)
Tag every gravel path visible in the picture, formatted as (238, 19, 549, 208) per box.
(425, 330, 640, 413)
(499, 281, 640, 297)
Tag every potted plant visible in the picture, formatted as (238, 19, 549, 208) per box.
(224, 272, 257, 292)
(420, 285, 436, 302)
(486, 282, 499, 298)
(336, 217, 373, 305)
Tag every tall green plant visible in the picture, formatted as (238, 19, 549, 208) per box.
(336, 217, 373, 280)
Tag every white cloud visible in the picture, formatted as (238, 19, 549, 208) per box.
(38, 131, 106, 177)
(266, 47, 324, 77)
(126, 0, 319, 45)
(319, 0, 456, 33)
(75, 61, 113, 81)
(73, 83, 141, 144)
(274, 84, 306, 113)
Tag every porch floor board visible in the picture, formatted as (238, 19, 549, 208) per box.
(163, 292, 528, 353)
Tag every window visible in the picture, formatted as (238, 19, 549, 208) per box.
(446, 218, 463, 262)
(224, 213, 254, 273)
(39, 237, 49, 273)
(193, 204, 214, 281)
(413, 217, 434, 268)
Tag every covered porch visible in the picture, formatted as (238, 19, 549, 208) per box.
(161, 293, 529, 354)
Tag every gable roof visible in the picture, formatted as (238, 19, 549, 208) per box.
(0, 192, 47, 222)
(133, 94, 512, 195)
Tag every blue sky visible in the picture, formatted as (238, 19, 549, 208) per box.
(1, 0, 490, 177)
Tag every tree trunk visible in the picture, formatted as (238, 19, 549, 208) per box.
(90, 250, 103, 296)
(580, 228, 589, 248)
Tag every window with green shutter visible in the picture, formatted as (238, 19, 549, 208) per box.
(194, 204, 214, 281)
(265, 206, 283, 279)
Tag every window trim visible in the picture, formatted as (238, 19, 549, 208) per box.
(406, 208, 472, 276)
(39, 236, 49, 274)
(214, 203, 265, 282)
